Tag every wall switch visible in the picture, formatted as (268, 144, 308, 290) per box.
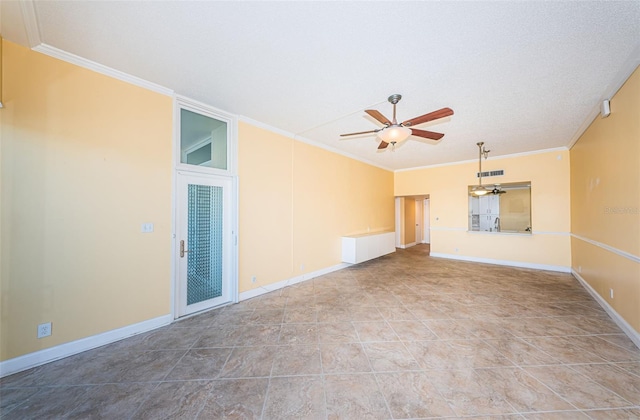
(141, 223, 154, 233)
(37, 322, 52, 338)
(610, 288, 614, 299)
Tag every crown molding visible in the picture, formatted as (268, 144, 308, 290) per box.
(32, 44, 173, 97)
(238, 116, 395, 172)
(20, 0, 41, 47)
(394, 146, 569, 173)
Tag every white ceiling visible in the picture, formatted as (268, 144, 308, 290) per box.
(3, 1, 639, 170)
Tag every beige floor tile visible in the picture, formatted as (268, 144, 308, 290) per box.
(615, 361, 640, 377)
(349, 306, 385, 321)
(377, 305, 417, 321)
(498, 317, 588, 338)
(69, 383, 156, 419)
(324, 373, 390, 419)
(133, 380, 212, 420)
(235, 324, 282, 345)
(321, 343, 372, 374)
(271, 345, 322, 376)
(569, 363, 640, 404)
(263, 376, 325, 420)
(423, 318, 477, 339)
(388, 320, 438, 341)
(426, 368, 517, 416)
(585, 408, 640, 419)
(376, 371, 456, 418)
(219, 346, 277, 378)
(198, 378, 268, 419)
(523, 411, 590, 419)
(484, 337, 561, 366)
(362, 341, 421, 372)
(4, 245, 636, 419)
(475, 367, 574, 412)
(524, 365, 633, 409)
(317, 322, 359, 343)
(5, 386, 92, 419)
(166, 347, 233, 380)
(283, 306, 317, 323)
(522, 337, 607, 364)
(567, 335, 640, 362)
(278, 323, 318, 344)
(598, 334, 640, 352)
(353, 321, 400, 342)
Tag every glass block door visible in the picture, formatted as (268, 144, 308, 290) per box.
(177, 173, 232, 316)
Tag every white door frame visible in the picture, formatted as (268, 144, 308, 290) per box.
(171, 96, 238, 320)
(423, 198, 431, 244)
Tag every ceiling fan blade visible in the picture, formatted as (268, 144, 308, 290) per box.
(410, 128, 444, 140)
(340, 129, 380, 137)
(377, 141, 389, 150)
(365, 110, 392, 126)
(402, 107, 454, 127)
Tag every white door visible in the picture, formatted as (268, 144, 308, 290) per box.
(423, 199, 431, 244)
(176, 172, 233, 316)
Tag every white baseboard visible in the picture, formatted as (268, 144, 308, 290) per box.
(0, 314, 172, 378)
(429, 252, 571, 273)
(572, 270, 640, 349)
(397, 242, 417, 249)
(239, 263, 349, 301)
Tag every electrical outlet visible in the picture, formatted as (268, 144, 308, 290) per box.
(610, 288, 614, 299)
(37, 322, 52, 338)
(300, 264, 305, 271)
(251, 276, 256, 283)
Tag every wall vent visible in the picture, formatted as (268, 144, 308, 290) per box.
(477, 170, 504, 178)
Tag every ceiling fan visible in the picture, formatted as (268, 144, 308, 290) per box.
(340, 94, 454, 150)
(491, 184, 507, 195)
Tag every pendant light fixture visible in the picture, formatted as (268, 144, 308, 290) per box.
(472, 142, 490, 196)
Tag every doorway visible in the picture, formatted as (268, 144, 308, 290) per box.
(176, 173, 234, 316)
(394, 195, 430, 250)
(174, 97, 238, 318)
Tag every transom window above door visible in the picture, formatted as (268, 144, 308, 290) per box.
(180, 108, 228, 171)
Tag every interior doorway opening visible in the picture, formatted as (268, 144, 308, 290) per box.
(394, 195, 430, 252)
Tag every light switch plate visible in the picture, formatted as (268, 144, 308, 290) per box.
(141, 223, 154, 233)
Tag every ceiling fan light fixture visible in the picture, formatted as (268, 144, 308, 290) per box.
(378, 125, 412, 144)
(472, 187, 489, 196)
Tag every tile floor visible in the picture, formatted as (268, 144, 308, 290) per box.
(1, 245, 640, 419)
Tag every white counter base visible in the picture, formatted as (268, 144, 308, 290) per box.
(341, 231, 396, 264)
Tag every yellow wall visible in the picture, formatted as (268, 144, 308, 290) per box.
(238, 123, 394, 292)
(500, 188, 531, 232)
(395, 149, 571, 268)
(0, 41, 173, 361)
(570, 66, 640, 332)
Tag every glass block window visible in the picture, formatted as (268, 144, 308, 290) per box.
(187, 184, 223, 305)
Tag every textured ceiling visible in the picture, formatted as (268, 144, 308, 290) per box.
(3, 1, 640, 170)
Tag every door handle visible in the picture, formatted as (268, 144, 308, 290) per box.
(180, 240, 190, 258)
